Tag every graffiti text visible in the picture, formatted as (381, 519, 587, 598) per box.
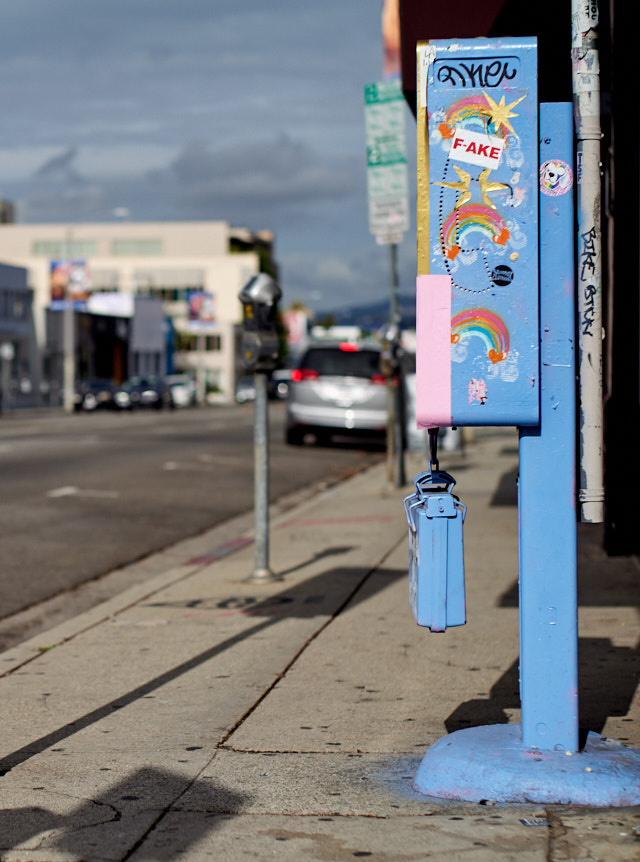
(582, 284, 597, 337)
(436, 59, 518, 89)
(580, 225, 598, 282)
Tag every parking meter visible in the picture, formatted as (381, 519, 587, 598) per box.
(404, 468, 467, 632)
(238, 274, 282, 372)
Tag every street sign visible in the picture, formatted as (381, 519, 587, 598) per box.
(364, 80, 409, 243)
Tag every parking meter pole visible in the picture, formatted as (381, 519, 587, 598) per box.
(247, 371, 278, 582)
(238, 273, 282, 584)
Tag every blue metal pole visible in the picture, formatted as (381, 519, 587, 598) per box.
(519, 102, 578, 751)
(412, 96, 640, 807)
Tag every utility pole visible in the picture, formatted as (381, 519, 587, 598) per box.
(572, 0, 604, 523)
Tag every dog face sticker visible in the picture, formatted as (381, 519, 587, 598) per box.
(540, 159, 573, 197)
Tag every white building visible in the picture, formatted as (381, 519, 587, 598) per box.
(0, 221, 275, 402)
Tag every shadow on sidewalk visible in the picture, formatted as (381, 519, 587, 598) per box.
(498, 525, 640, 612)
(0, 767, 246, 858)
(490, 465, 518, 506)
(0, 564, 404, 778)
(445, 659, 520, 733)
(444, 639, 640, 739)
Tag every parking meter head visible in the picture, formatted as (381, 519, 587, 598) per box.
(238, 275, 282, 371)
(239, 274, 281, 308)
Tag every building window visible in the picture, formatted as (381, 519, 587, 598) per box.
(139, 286, 191, 302)
(134, 269, 205, 299)
(32, 240, 98, 257)
(112, 239, 164, 256)
(91, 269, 120, 291)
(175, 332, 196, 351)
(13, 294, 25, 320)
(175, 332, 221, 352)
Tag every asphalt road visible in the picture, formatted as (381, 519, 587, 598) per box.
(0, 404, 383, 622)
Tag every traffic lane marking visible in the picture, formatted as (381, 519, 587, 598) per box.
(47, 486, 120, 499)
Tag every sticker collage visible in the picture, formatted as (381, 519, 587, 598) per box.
(417, 39, 540, 427)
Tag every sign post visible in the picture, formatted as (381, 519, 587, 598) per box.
(365, 79, 409, 486)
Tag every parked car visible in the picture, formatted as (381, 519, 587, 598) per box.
(235, 375, 256, 403)
(268, 368, 292, 400)
(122, 375, 171, 410)
(74, 379, 116, 412)
(285, 342, 387, 445)
(165, 374, 197, 408)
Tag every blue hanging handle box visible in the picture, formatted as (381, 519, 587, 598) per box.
(404, 470, 467, 632)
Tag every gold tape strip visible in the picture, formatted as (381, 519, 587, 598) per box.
(416, 41, 430, 276)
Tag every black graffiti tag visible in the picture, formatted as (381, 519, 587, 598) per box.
(582, 284, 597, 337)
(580, 225, 598, 283)
(436, 59, 518, 88)
(579, 225, 598, 337)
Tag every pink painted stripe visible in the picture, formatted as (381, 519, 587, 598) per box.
(416, 274, 452, 428)
(183, 536, 253, 566)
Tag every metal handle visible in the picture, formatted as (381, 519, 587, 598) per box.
(412, 469, 457, 498)
(403, 494, 422, 531)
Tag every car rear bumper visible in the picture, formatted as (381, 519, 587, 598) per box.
(287, 402, 386, 432)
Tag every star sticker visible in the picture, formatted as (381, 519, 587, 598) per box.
(433, 166, 471, 209)
(482, 91, 526, 138)
(478, 169, 510, 209)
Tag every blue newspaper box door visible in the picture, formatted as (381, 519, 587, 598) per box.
(415, 38, 539, 428)
(404, 470, 467, 632)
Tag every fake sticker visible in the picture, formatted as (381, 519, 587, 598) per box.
(449, 127, 505, 169)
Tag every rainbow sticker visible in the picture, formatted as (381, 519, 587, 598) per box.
(451, 308, 509, 364)
(441, 203, 510, 260)
(439, 95, 512, 143)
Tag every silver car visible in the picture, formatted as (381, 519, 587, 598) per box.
(285, 342, 387, 445)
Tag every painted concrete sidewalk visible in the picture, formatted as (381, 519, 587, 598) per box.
(0, 430, 639, 860)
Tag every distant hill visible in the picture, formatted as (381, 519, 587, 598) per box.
(315, 293, 416, 330)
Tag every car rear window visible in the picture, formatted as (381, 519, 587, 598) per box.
(299, 348, 381, 378)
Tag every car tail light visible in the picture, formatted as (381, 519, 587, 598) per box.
(339, 342, 359, 351)
(291, 368, 319, 382)
(370, 373, 387, 385)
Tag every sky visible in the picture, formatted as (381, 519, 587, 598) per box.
(0, 0, 417, 314)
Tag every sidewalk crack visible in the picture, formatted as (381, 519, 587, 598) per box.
(217, 535, 406, 749)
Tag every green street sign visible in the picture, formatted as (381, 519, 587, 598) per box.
(364, 79, 409, 241)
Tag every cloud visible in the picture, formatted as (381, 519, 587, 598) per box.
(0, 1, 391, 312)
(157, 136, 361, 220)
(9, 133, 363, 228)
(34, 147, 83, 182)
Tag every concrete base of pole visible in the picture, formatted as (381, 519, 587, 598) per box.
(413, 724, 640, 806)
(244, 567, 282, 584)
